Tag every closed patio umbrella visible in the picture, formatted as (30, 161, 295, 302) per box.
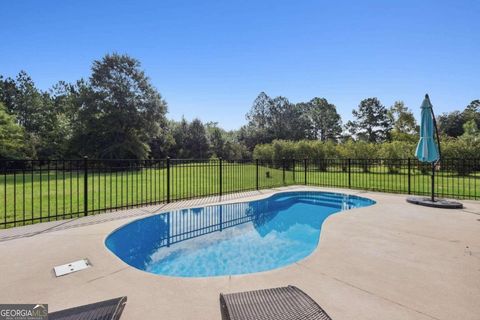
(416, 94, 440, 164)
(415, 94, 440, 202)
(407, 94, 462, 208)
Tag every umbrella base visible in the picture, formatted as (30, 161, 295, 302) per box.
(406, 197, 463, 209)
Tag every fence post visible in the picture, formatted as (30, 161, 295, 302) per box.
(407, 158, 411, 195)
(304, 158, 307, 185)
(166, 157, 170, 203)
(83, 156, 88, 216)
(219, 158, 223, 197)
(282, 157, 286, 185)
(348, 158, 351, 189)
(256, 159, 259, 190)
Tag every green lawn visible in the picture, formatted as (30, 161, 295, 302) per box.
(1, 162, 478, 228)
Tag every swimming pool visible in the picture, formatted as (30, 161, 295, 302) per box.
(105, 191, 375, 277)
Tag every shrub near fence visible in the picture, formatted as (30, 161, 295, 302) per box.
(1, 157, 478, 229)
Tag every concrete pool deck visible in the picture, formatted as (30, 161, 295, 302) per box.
(0, 186, 479, 320)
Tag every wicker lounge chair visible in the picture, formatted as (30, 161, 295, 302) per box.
(220, 285, 332, 320)
(49, 296, 127, 320)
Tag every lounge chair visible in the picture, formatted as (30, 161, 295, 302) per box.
(49, 296, 127, 320)
(220, 285, 332, 320)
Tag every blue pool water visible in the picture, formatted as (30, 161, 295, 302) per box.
(106, 191, 375, 277)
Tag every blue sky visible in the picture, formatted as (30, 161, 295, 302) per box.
(1, 0, 479, 130)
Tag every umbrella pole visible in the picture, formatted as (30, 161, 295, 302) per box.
(430, 96, 440, 203)
(431, 162, 435, 202)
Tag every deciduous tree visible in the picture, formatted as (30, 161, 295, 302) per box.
(438, 111, 464, 137)
(70, 53, 168, 159)
(0, 102, 31, 159)
(388, 101, 418, 142)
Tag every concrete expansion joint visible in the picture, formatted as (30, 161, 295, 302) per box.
(319, 270, 442, 320)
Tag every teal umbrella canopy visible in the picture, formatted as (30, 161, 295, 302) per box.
(415, 94, 440, 163)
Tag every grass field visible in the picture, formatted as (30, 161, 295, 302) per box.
(1, 162, 479, 228)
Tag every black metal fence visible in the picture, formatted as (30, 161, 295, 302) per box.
(1, 157, 478, 228)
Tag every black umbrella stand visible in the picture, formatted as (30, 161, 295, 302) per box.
(407, 160, 462, 208)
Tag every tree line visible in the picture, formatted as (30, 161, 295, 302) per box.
(1, 53, 479, 161)
(239, 94, 420, 149)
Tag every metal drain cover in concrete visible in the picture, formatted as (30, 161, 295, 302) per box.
(54, 259, 90, 277)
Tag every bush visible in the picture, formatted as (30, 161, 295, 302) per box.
(441, 137, 480, 175)
(251, 137, 480, 176)
(336, 141, 378, 172)
(253, 140, 330, 169)
(252, 143, 274, 161)
(379, 141, 415, 173)
(293, 140, 329, 170)
(271, 140, 296, 165)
